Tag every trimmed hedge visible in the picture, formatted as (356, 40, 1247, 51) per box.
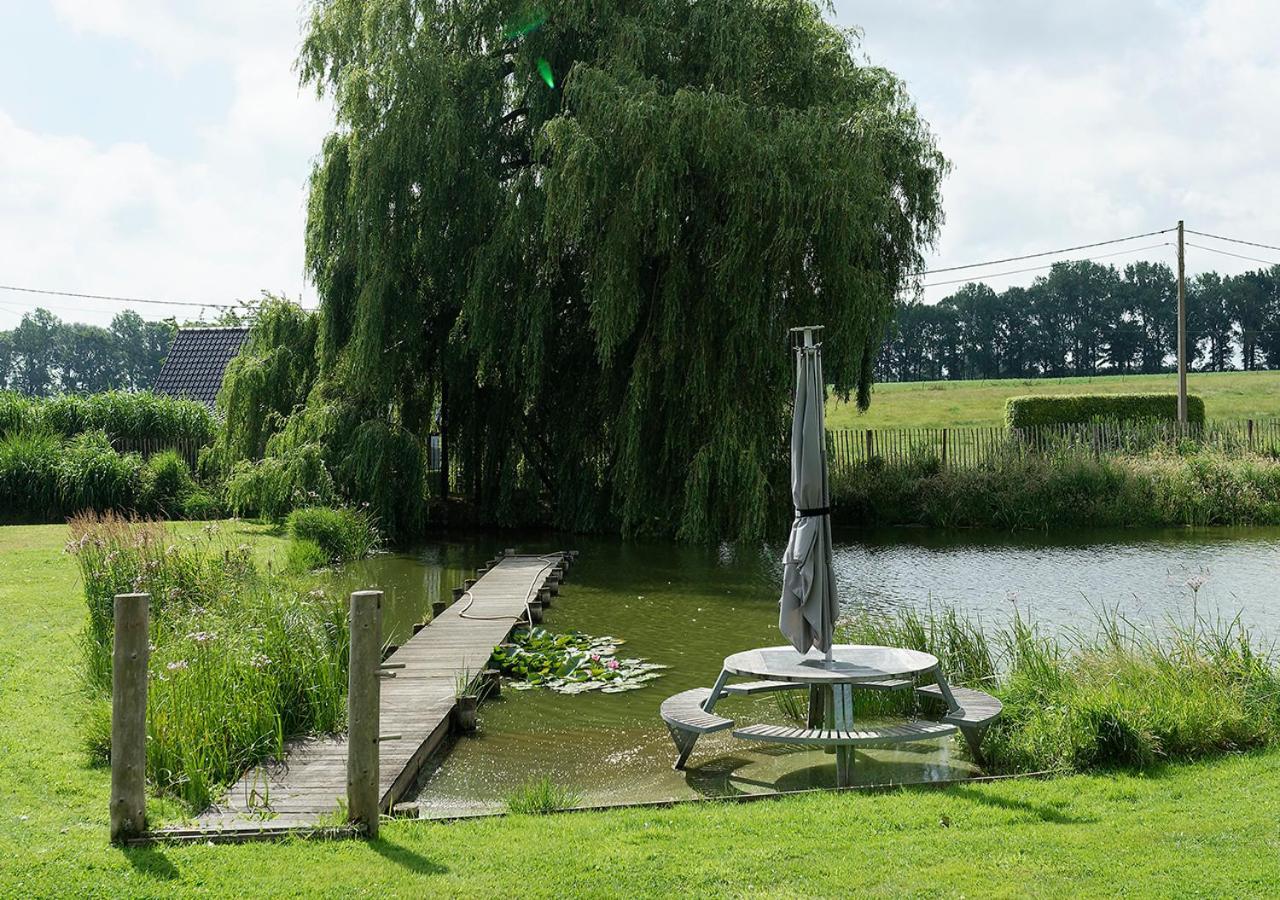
(0, 390, 214, 444)
(1006, 393, 1205, 429)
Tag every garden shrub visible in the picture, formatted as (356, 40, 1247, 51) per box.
(1005, 393, 1205, 428)
(180, 489, 221, 521)
(146, 450, 197, 516)
(69, 513, 348, 810)
(287, 505, 380, 564)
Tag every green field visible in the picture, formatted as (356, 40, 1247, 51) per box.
(5, 521, 1280, 897)
(828, 370, 1280, 430)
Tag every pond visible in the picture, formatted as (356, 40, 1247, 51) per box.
(331, 526, 1280, 815)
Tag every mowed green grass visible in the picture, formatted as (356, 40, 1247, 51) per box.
(5, 522, 1280, 898)
(828, 369, 1280, 429)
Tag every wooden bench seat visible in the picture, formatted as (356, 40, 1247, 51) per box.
(662, 687, 734, 770)
(915, 684, 1003, 725)
(732, 719, 957, 746)
(661, 687, 734, 734)
(916, 683, 1002, 764)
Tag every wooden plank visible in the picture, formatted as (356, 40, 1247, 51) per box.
(184, 552, 569, 834)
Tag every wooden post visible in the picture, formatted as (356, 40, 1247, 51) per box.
(1248, 418, 1255, 451)
(1177, 220, 1188, 424)
(110, 592, 149, 843)
(865, 429, 874, 462)
(347, 590, 383, 838)
(941, 428, 949, 468)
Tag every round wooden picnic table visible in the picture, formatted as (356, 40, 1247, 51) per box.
(721, 644, 940, 684)
(703, 644, 954, 788)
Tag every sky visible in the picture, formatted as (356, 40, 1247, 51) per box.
(0, 0, 1277, 329)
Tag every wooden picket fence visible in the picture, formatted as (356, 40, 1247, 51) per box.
(826, 419, 1280, 472)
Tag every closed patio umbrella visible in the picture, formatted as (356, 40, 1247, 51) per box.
(778, 326, 839, 660)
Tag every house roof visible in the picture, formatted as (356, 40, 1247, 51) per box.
(153, 326, 250, 409)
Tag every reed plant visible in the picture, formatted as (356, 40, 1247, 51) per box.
(287, 505, 381, 564)
(835, 602, 1280, 775)
(505, 776, 582, 815)
(832, 445, 1280, 530)
(69, 513, 348, 810)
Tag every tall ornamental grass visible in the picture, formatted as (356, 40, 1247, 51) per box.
(832, 445, 1280, 529)
(0, 430, 211, 522)
(0, 390, 216, 444)
(837, 603, 1280, 774)
(69, 514, 348, 811)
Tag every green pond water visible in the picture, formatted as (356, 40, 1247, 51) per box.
(330, 526, 1280, 815)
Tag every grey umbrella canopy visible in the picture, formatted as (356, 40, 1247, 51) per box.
(778, 327, 839, 658)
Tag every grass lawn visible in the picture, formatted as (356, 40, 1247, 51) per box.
(828, 369, 1280, 429)
(4, 521, 1280, 897)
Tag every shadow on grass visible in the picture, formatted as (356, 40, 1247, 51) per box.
(124, 846, 179, 880)
(948, 784, 1095, 825)
(370, 836, 449, 876)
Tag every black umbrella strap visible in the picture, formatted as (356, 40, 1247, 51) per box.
(795, 506, 831, 517)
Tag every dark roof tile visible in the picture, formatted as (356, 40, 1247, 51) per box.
(153, 326, 250, 409)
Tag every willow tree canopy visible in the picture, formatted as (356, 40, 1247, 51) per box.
(297, 0, 946, 541)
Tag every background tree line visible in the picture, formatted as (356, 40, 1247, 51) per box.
(0, 308, 176, 396)
(878, 261, 1280, 382)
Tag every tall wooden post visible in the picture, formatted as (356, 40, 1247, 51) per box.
(110, 592, 149, 843)
(1177, 220, 1188, 424)
(347, 590, 383, 838)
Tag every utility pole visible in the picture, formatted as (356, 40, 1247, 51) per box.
(1176, 220, 1188, 424)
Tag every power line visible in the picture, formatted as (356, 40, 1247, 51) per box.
(1186, 229, 1280, 254)
(1185, 242, 1280, 268)
(919, 242, 1172, 290)
(0, 283, 240, 310)
(917, 227, 1177, 276)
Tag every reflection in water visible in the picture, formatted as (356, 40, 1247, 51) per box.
(327, 526, 1280, 815)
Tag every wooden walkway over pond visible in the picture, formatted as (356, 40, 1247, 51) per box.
(189, 551, 570, 833)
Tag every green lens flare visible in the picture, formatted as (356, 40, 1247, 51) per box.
(537, 58, 555, 89)
(503, 10, 547, 40)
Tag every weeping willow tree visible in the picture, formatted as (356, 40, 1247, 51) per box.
(204, 297, 319, 476)
(295, 0, 946, 541)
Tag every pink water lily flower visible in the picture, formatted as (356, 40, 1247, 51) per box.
(606, 659, 620, 671)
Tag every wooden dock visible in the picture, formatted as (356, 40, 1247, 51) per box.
(190, 551, 569, 832)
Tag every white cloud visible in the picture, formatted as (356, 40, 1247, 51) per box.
(0, 1, 329, 328)
(839, 0, 1280, 295)
(3, 1, 1277, 329)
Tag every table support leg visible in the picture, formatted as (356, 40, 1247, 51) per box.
(807, 685, 823, 728)
(931, 667, 961, 715)
(702, 669, 731, 713)
(832, 684, 855, 788)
